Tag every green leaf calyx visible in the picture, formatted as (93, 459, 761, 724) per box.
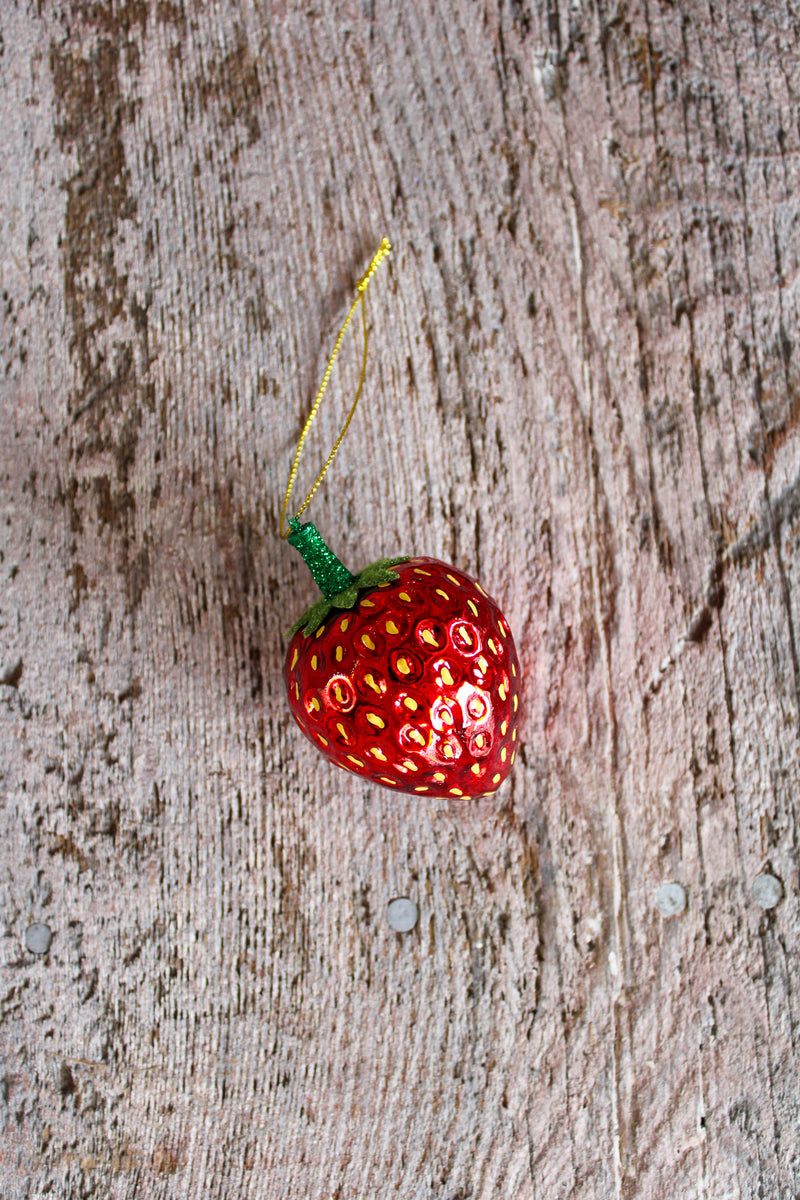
(287, 557, 409, 638)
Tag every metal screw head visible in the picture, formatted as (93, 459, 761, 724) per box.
(386, 897, 419, 933)
(655, 882, 687, 918)
(752, 873, 783, 910)
(25, 923, 53, 955)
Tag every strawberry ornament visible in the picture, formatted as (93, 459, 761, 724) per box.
(281, 240, 522, 799)
(285, 520, 521, 798)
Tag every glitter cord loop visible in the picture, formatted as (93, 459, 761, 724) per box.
(279, 238, 391, 539)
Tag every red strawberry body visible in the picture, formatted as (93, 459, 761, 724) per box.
(284, 557, 521, 799)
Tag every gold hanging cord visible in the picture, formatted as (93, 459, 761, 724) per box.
(279, 238, 392, 539)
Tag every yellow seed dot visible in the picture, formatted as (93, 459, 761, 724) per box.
(442, 744, 455, 759)
(449, 788, 464, 796)
(403, 697, 419, 711)
(414, 568, 432, 576)
(371, 747, 387, 761)
(366, 712, 386, 729)
(510, 750, 516, 765)
(379, 777, 395, 785)
(293, 682, 300, 699)
(361, 599, 375, 609)
(290, 648, 299, 670)
(335, 646, 344, 663)
(471, 764, 481, 775)
(317, 734, 328, 746)
(315, 625, 326, 639)
(467, 599, 479, 618)
(511, 662, 517, 677)
(403, 760, 418, 772)
(440, 665, 454, 687)
(446, 574, 460, 586)
(501, 747, 507, 763)
(365, 673, 381, 693)
(435, 589, 450, 602)
(456, 625, 473, 646)
(336, 721, 347, 737)
(399, 592, 412, 603)
(311, 654, 319, 670)
(362, 634, 376, 651)
(512, 729, 517, 742)
(396, 657, 411, 676)
(513, 694, 519, 712)
(490, 639, 501, 656)
(498, 682, 508, 701)
(385, 620, 400, 636)
(422, 629, 439, 647)
(500, 719, 508, 735)
(340, 618, 350, 632)
(433, 772, 446, 783)
(334, 685, 345, 703)
(474, 733, 486, 748)
(414, 786, 429, 793)
(499, 620, 508, 636)
(409, 729, 425, 745)
(347, 755, 365, 768)
(476, 583, 488, 597)
(477, 656, 489, 674)
(493, 773, 502, 784)
(309, 697, 320, 713)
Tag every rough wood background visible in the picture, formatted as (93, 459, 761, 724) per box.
(1, 1, 799, 1197)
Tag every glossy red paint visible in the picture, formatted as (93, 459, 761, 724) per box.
(284, 558, 522, 798)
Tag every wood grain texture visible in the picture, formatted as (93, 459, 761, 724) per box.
(1, 1, 799, 1196)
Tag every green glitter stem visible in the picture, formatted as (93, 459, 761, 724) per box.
(286, 519, 409, 638)
(287, 519, 356, 599)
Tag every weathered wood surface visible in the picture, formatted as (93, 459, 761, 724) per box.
(1, 1, 799, 1196)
